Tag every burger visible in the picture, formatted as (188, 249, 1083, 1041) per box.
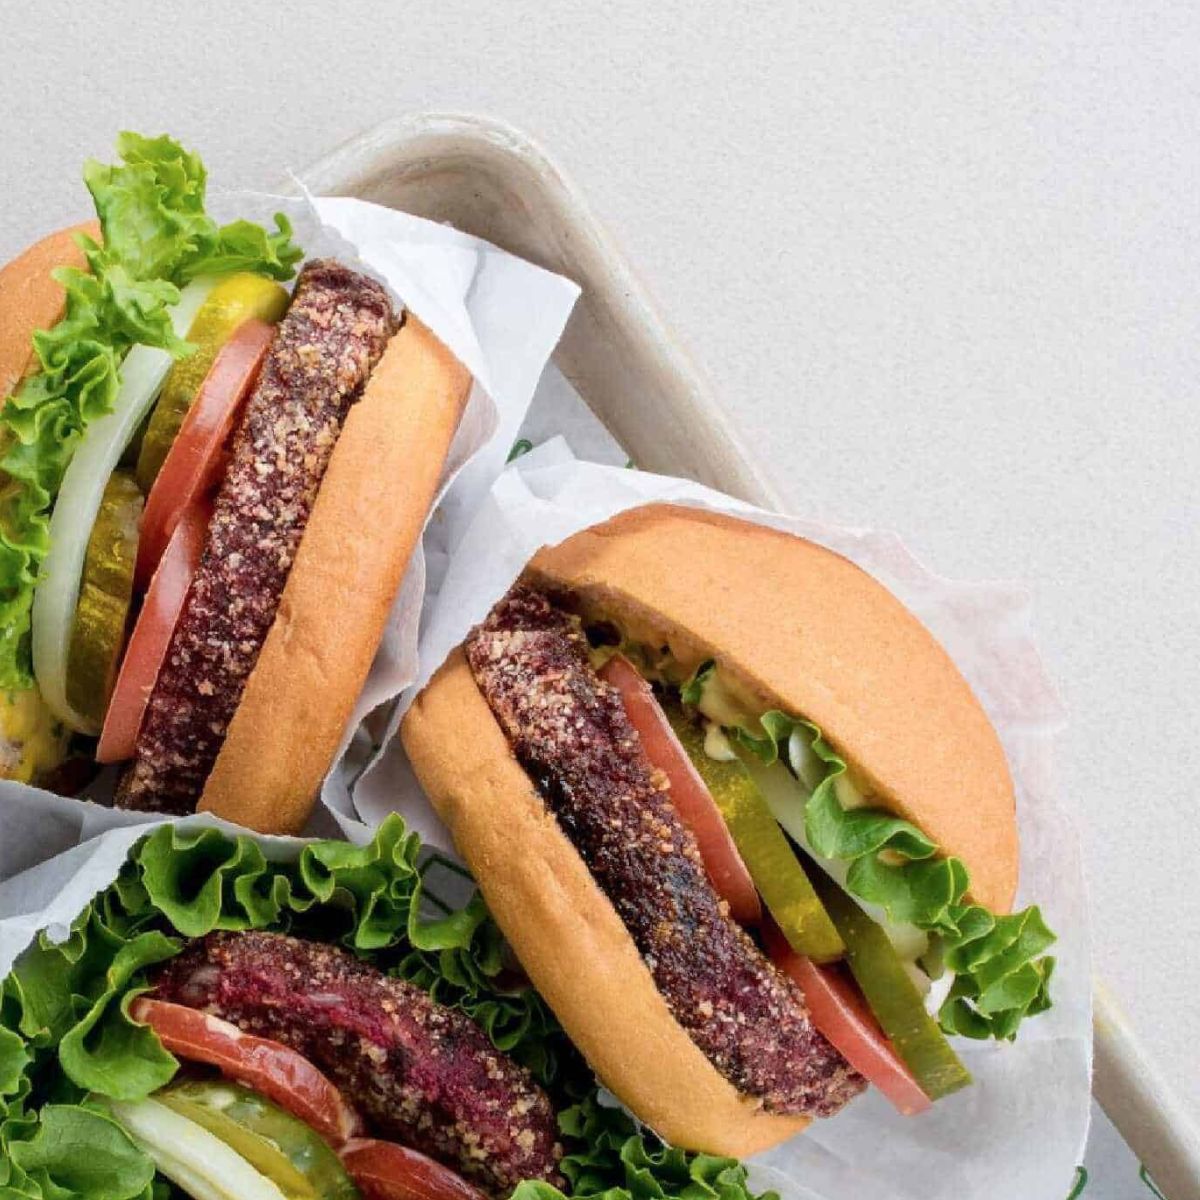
(0, 133, 470, 830)
(0, 815, 769, 1200)
(401, 504, 1058, 1154)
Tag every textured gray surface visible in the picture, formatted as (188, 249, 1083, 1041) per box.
(2, 0, 1197, 1125)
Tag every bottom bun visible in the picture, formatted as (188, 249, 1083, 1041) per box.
(201, 316, 471, 833)
(401, 647, 810, 1158)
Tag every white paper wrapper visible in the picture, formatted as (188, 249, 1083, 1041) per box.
(0, 191, 579, 846)
(337, 444, 1093, 1200)
(0, 812, 309, 976)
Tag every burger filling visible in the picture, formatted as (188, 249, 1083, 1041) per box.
(465, 586, 864, 1119)
(2, 134, 304, 789)
(147, 931, 563, 1194)
(464, 584, 1057, 1116)
(115, 260, 396, 813)
(1, 133, 411, 818)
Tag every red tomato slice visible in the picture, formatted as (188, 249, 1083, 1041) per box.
(762, 920, 932, 1116)
(341, 1139, 486, 1200)
(599, 654, 762, 926)
(134, 318, 274, 592)
(96, 502, 210, 764)
(131, 998, 363, 1146)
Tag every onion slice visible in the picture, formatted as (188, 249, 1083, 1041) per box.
(105, 1097, 288, 1200)
(742, 754, 931, 963)
(31, 279, 215, 732)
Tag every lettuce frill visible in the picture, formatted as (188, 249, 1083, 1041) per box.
(0, 132, 300, 687)
(0, 816, 772, 1200)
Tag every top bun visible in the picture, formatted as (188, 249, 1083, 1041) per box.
(523, 504, 1018, 912)
(0, 223, 99, 399)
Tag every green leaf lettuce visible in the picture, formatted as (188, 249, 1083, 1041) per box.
(514, 1093, 773, 1200)
(686, 662, 1056, 1042)
(1, 815, 769, 1200)
(0, 131, 302, 687)
(5, 1105, 155, 1200)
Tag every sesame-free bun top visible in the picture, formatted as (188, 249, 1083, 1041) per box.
(522, 504, 1018, 913)
(0, 223, 99, 399)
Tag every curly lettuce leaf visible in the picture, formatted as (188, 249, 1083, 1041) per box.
(0, 131, 301, 687)
(514, 1093, 775, 1200)
(685, 663, 1056, 1041)
(3, 1104, 155, 1200)
(83, 134, 300, 287)
(0, 816, 568, 1126)
(137, 823, 285, 936)
(57, 933, 180, 1099)
(0, 1026, 29, 1097)
(1, 814, 762, 1200)
(399, 883, 573, 1088)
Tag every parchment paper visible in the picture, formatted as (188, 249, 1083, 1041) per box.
(0, 191, 579, 858)
(335, 442, 1094, 1200)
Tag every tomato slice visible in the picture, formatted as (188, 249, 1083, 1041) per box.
(341, 1139, 486, 1200)
(134, 318, 274, 592)
(130, 998, 363, 1147)
(762, 919, 932, 1116)
(96, 502, 209, 764)
(599, 654, 761, 926)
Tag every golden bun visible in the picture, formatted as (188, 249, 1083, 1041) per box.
(201, 316, 471, 833)
(401, 648, 809, 1157)
(0, 222, 99, 399)
(402, 503, 1021, 1153)
(522, 504, 1018, 913)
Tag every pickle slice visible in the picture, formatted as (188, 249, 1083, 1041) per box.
(810, 867, 972, 1099)
(64, 470, 143, 733)
(135, 272, 289, 490)
(158, 1081, 359, 1200)
(666, 702, 845, 963)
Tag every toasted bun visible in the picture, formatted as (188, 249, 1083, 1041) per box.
(200, 316, 470, 833)
(402, 648, 809, 1157)
(0, 223, 99, 398)
(522, 504, 1018, 913)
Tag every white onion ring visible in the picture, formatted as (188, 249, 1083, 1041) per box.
(32, 279, 215, 733)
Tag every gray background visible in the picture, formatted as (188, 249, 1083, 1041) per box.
(2, 0, 1197, 1127)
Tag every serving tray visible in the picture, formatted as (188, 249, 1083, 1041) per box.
(297, 113, 1200, 1200)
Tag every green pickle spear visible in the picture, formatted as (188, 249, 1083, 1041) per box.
(810, 867, 972, 1100)
(135, 272, 289, 491)
(665, 701, 845, 963)
(157, 1081, 359, 1200)
(64, 470, 143, 732)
